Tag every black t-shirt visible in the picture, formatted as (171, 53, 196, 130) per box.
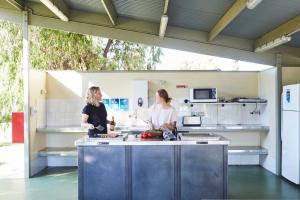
(82, 103, 107, 136)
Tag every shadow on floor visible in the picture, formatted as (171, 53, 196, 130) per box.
(228, 166, 300, 199)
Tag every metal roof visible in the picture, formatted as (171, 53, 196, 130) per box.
(222, 0, 300, 41)
(4, 0, 300, 48)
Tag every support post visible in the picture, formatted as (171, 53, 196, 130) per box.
(22, 10, 30, 178)
(275, 53, 282, 176)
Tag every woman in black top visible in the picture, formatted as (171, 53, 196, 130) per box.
(81, 86, 109, 137)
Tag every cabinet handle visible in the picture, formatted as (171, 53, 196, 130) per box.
(97, 142, 109, 145)
(196, 141, 208, 144)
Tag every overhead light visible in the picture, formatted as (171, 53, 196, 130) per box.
(159, 15, 168, 39)
(247, 0, 263, 9)
(6, 0, 23, 11)
(254, 35, 291, 52)
(40, 0, 69, 22)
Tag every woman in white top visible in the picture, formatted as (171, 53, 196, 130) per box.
(149, 89, 177, 131)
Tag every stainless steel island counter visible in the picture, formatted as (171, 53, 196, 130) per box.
(75, 134, 229, 200)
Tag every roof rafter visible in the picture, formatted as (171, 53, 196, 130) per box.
(101, 0, 117, 26)
(40, 0, 69, 22)
(208, 0, 247, 41)
(6, 0, 23, 11)
(159, 0, 170, 39)
(255, 15, 300, 50)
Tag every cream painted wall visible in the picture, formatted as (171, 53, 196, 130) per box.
(29, 70, 47, 175)
(282, 67, 300, 86)
(46, 71, 259, 101)
(45, 70, 262, 147)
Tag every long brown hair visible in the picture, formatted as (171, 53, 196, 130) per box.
(157, 89, 172, 103)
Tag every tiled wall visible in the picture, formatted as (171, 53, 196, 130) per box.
(45, 99, 85, 127)
(36, 99, 46, 128)
(173, 98, 264, 125)
(41, 98, 265, 127)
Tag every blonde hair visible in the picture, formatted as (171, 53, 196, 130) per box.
(85, 86, 100, 106)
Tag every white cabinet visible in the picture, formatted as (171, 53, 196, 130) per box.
(130, 80, 148, 111)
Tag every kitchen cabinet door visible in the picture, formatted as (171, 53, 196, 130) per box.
(180, 145, 227, 200)
(78, 146, 127, 200)
(131, 145, 175, 200)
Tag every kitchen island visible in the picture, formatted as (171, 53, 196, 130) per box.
(75, 134, 229, 200)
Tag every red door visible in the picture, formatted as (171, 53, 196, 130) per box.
(12, 112, 24, 143)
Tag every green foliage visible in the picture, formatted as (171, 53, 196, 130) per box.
(30, 27, 162, 71)
(101, 40, 163, 70)
(30, 26, 101, 71)
(0, 20, 23, 123)
(0, 21, 162, 124)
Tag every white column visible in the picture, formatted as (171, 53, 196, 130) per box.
(275, 53, 282, 176)
(22, 10, 30, 178)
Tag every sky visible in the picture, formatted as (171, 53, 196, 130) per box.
(156, 47, 273, 71)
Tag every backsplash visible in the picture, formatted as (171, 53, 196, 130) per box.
(172, 98, 264, 125)
(37, 98, 266, 128)
(45, 99, 84, 127)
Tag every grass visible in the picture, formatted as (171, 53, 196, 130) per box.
(0, 142, 12, 147)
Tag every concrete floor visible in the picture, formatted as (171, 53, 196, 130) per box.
(0, 144, 24, 179)
(0, 166, 300, 199)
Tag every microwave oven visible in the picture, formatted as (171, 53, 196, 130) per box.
(189, 88, 217, 103)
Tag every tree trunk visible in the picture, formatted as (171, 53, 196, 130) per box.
(103, 39, 113, 58)
(102, 39, 113, 70)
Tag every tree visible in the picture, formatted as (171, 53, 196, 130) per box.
(30, 26, 101, 71)
(0, 20, 23, 124)
(30, 27, 163, 71)
(0, 20, 163, 124)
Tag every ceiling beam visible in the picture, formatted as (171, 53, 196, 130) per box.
(100, 0, 117, 26)
(163, 0, 169, 14)
(208, 0, 247, 41)
(159, 0, 170, 39)
(40, 0, 69, 22)
(6, 0, 23, 11)
(255, 15, 300, 49)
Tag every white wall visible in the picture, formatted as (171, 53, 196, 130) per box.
(258, 68, 278, 174)
(29, 70, 47, 176)
(282, 67, 300, 86)
(44, 70, 263, 147)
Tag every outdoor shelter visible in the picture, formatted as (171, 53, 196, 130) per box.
(1, 0, 300, 178)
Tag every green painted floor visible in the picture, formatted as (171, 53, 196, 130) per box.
(0, 166, 300, 199)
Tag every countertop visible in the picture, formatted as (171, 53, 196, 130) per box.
(37, 124, 269, 133)
(177, 124, 269, 132)
(74, 134, 230, 146)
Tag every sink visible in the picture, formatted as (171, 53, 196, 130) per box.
(187, 126, 217, 130)
(179, 133, 221, 141)
(115, 126, 147, 134)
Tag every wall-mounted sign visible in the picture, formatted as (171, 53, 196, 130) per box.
(120, 98, 129, 111)
(102, 98, 129, 112)
(110, 98, 120, 112)
(102, 99, 110, 111)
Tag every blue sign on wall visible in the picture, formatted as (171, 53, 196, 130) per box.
(102, 99, 110, 111)
(120, 98, 129, 112)
(110, 98, 120, 111)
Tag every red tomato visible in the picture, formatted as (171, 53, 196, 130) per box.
(147, 133, 153, 138)
(141, 133, 147, 138)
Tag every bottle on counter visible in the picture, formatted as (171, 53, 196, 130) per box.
(110, 116, 116, 131)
